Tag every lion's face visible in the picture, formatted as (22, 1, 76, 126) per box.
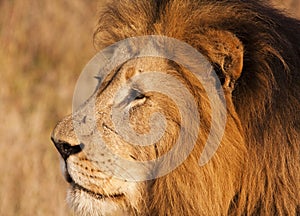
(52, 56, 202, 215)
(52, 52, 246, 215)
(50, 23, 248, 215)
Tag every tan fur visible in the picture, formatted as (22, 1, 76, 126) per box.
(52, 0, 300, 215)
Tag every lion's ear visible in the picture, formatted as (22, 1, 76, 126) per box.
(196, 29, 244, 92)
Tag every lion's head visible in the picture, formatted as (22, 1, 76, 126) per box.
(51, 0, 300, 215)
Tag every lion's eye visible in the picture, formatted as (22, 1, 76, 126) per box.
(125, 88, 146, 107)
(130, 89, 145, 101)
(117, 88, 147, 107)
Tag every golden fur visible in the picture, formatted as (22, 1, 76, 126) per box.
(52, 0, 300, 215)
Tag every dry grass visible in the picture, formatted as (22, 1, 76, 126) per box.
(0, 0, 104, 215)
(0, 0, 298, 215)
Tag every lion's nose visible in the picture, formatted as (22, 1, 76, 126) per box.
(51, 137, 84, 160)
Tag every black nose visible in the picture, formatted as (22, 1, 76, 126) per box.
(51, 137, 84, 160)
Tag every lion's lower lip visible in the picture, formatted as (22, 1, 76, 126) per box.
(63, 164, 124, 200)
(72, 182, 124, 200)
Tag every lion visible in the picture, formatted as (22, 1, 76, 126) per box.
(51, 0, 300, 215)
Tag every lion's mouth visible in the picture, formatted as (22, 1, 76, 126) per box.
(71, 182, 124, 200)
(63, 163, 124, 200)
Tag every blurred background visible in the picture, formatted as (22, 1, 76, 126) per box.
(0, 0, 298, 215)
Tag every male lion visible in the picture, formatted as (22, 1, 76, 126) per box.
(51, 0, 300, 215)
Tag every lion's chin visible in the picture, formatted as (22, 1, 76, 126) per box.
(66, 186, 130, 216)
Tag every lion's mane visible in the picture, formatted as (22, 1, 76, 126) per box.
(93, 0, 300, 215)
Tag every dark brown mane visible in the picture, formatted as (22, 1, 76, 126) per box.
(94, 0, 300, 215)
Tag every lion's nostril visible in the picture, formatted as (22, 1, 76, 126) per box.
(51, 137, 84, 160)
